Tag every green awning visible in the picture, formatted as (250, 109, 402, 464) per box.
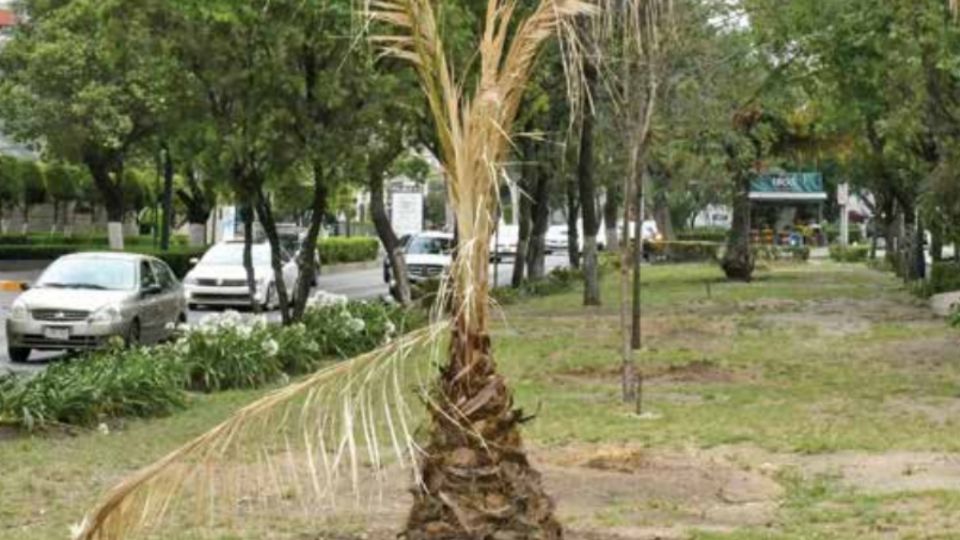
(750, 173, 827, 202)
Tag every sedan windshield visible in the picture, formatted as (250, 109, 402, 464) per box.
(201, 243, 272, 266)
(37, 258, 136, 291)
(407, 236, 454, 255)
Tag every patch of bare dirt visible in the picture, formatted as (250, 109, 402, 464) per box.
(794, 452, 960, 494)
(539, 444, 783, 538)
(761, 312, 871, 337)
(884, 397, 960, 427)
(873, 335, 960, 370)
(554, 359, 746, 386)
(651, 360, 743, 384)
(706, 445, 960, 495)
(737, 298, 803, 312)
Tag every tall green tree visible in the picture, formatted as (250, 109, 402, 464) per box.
(0, 0, 175, 248)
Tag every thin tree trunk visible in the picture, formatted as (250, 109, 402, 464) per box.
(241, 204, 260, 314)
(931, 219, 943, 263)
(604, 185, 620, 252)
(578, 55, 601, 306)
(631, 183, 643, 349)
(566, 176, 580, 269)
(653, 189, 674, 241)
(527, 164, 550, 281)
(370, 165, 411, 306)
(619, 162, 637, 404)
(512, 188, 531, 288)
(721, 170, 754, 282)
(160, 145, 175, 251)
(255, 188, 293, 325)
(86, 156, 126, 250)
(292, 164, 328, 320)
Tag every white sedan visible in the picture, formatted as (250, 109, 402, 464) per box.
(183, 241, 299, 310)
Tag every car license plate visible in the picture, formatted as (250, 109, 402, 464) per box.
(44, 327, 70, 340)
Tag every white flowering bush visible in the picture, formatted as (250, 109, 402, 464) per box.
(0, 298, 425, 429)
(301, 291, 417, 358)
(176, 311, 286, 392)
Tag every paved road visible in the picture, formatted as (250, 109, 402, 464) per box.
(0, 255, 565, 375)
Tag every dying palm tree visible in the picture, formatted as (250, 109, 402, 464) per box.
(72, 1, 595, 539)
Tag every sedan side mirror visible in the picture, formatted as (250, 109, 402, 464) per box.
(19, 282, 30, 292)
(189, 257, 200, 266)
(142, 284, 163, 297)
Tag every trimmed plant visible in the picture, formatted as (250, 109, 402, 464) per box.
(829, 244, 870, 263)
(0, 344, 185, 430)
(317, 237, 379, 264)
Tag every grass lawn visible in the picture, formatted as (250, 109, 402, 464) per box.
(3, 261, 960, 539)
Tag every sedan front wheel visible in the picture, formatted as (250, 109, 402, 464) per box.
(125, 319, 141, 348)
(261, 283, 277, 311)
(7, 346, 30, 363)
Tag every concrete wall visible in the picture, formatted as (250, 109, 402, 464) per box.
(0, 202, 138, 236)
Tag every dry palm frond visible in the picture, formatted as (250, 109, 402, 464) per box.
(72, 323, 447, 540)
(369, 0, 596, 340)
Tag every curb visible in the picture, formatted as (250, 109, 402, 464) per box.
(0, 280, 26, 292)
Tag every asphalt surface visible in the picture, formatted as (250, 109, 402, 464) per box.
(0, 255, 565, 375)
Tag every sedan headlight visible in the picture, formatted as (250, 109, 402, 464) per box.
(10, 299, 28, 322)
(89, 304, 122, 324)
(183, 275, 199, 286)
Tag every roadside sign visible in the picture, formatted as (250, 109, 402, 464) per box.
(391, 191, 424, 237)
(837, 183, 850, 206)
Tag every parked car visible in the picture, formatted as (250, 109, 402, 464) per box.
(545, 225, 569, 253)
(183, 241, 299, 310)
(383, 231, 454, 285)
(494, 225, 520, 256)
(5, 253, 186, 362)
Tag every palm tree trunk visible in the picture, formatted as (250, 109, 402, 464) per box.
(404, 316, 562, 538)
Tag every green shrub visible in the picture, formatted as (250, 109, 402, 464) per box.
(829, 244, 870, 263)
(0, 233, 188, 247)
(676, 228, 728, 243)
(491, 266, 584, 304)
(950, 305, 960, 328)
(753, 245, 810, 262)
(0, 244, 205, 277)
(140, 248, 207, 278)
(648, 241, 721, 263)
(866, 257, 891, 272)
(0, 346, 185, 429)
(929, 263, 960, 296)
(824, 224, 864, 245)
(318, 237, 379, 264)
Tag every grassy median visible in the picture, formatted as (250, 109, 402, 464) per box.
(2, 261, 959, 539)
